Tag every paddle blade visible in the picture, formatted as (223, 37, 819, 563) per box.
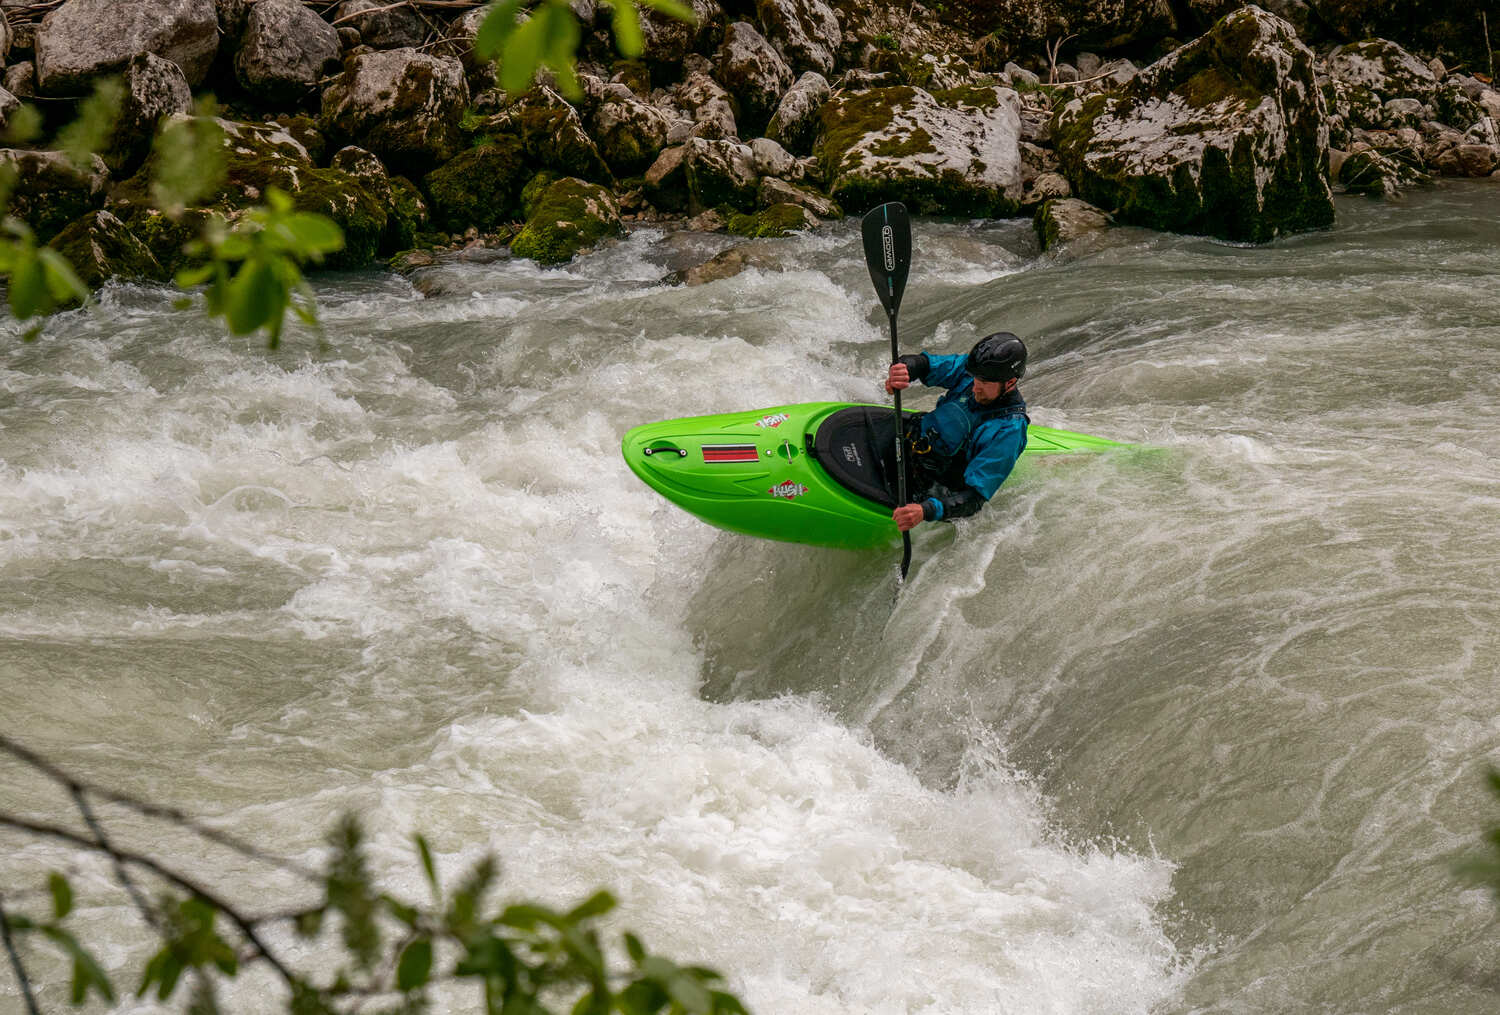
(861, 202, 911, 319)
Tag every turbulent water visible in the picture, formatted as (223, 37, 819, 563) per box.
(4, 181, 1500, 1014)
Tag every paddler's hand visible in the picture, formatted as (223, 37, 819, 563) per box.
(885, 361, 910, 394)
(893, 503, 925, 532)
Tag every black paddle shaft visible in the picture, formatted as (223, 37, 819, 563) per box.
(860, 202, 913, 579)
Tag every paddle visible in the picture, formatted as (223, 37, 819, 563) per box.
(860, 201, 914, 581)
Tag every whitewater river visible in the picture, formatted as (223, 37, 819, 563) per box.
(4, 181, 1500, 1013)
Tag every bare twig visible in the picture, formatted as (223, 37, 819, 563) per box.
(1045, 33, 1078, 85)
(0, 734, 319, 882)
(0, 813, 302, 991)
(1485, 11, 1495, 79)
(0, 897, 42, 1015)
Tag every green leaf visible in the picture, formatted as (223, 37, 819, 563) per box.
(294, 907, 325, 938)
(608, 0, 644, 58)
(500, 9, 551, 94)
(2, 103, 43, 146)
(225, 258, 282, 336)
(48, 872, 73, 920)
(637, 0, 695, 20)
(281, 213, 345, 257)
(571, 987, 610, 1015)
(567, 890, 616, 922)
(396, 937, 433, 992)
(37, 247, 91, 305)
(415, 834, 439, 895)
(8, 247, 48, 319)
(624, 932, 646, 964)
(619, 980, 669, 1015)
(56, 77, 123, 171)
(176, 263, 217, 288)
(475, 0, 529, 60)
(40, 927, 115, 1005)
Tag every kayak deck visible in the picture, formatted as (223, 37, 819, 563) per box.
(622, 401, 1124, 550)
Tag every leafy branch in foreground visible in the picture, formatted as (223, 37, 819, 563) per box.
(0, 734, 748, 1014)
(1454, 766, 1500, 898)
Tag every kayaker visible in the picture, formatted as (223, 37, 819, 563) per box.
(883, 332, 1030, 532)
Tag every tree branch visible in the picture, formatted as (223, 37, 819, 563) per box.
(0, 896, 41, 1015)
(0, 814, 302, 992)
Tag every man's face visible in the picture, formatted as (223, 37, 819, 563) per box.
(970, 376, 1004, 403)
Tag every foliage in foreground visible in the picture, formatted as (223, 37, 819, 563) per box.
(0, 735, 747, 1015)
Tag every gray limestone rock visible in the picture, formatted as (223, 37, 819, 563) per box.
(35, 0, 218, 93)
(236, 0, 341, 104)
(320, 48, 469, 174)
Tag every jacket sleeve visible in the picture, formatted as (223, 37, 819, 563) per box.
(918, 352, 972, 390)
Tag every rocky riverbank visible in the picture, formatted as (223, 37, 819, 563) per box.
(2, 0, 1498, 294)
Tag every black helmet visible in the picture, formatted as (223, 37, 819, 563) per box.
(966, 332, 1027, 383)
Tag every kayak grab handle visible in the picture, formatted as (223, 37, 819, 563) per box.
(642, 443, 688, 458)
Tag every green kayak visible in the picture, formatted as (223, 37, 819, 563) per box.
(622, 401, 1123, 550)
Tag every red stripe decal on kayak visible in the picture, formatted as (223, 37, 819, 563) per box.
(702, 444, 760, 463)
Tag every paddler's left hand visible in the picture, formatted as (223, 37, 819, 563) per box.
(893, 503, 925, 532)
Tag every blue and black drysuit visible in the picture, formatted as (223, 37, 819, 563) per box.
(894, 351, 1029, 522)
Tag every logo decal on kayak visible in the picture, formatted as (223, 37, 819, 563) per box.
(703, 444, 760, 463)
(841, 443, 863, 467)
(768, 481, 809, 500)
(755, 413, 790, 429)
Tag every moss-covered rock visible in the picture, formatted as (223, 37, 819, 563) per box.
(107, 117, 389, 269)
(1053, 6, 1332, 243)
(0, 149, 109, 244)
(727, 202, 817, 237)
(683, 137, 760, 213)
(386, 176, 430, 252)
(1033, 197, 1110, 251)
(590, 84, 675, 177)
(47, 209, 168, 294)
(817, 84, 1024, 217)
(320, 49, 470, 176)
(509, 177, 623, 266)
(421, 137, 529, 232)
(482, 87, 612, 185)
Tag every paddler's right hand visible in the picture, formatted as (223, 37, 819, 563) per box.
(885, 361, 910, 394)
(893, 503, 925, 531)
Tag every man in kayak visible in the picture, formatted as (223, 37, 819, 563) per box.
(883, 331, 1029, 532)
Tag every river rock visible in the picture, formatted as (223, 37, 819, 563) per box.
(643, 144, 689, 212)
(331, 145, 430, 249)
(320, 49, 468, 174)
(664, 243, 782, 286)
(755, 0, 840, 76)
(35, 0, 218, 94)
(819, 84, 1024, 217)
(766, 71, 830, 156)
(4, 63, 36, 100)
(216, 0, 250, 42)
(46, 209, 167, 290)
(107, 52, 192, 173)
(0, 149, 109, 243)
(510, 176, 622, 265)
(1337, 144, 1420, 198)
(641, 0, 725, 69)
(661, 59, 738, 138)
(684, 136, 760, 212)
(758, 176, 836, 216)
(236, 0, 341, 104)
(0, 87, 19, 132)
(749, 136, 798, 178)
(0, 11, 10, 64)
(334, 0, 427, 50)
(1325, 39, 1440, 105)
(716, 21, 794, 138)
(1021, 170, 1071, 210)
(727, 202, 817, 237)
(1033, 197, 1110, 251)
(421, 137, 529, 232)
(485, 86, 611, 183)
(1054, 6, 1332, 243)
(591, 83, 676, 176)
(965, 0, 1176, 52)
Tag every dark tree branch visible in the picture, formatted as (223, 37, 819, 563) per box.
(0, 896, 41, 1015)
(0, 814, 301, 992)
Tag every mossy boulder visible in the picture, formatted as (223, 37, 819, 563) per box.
(0, 149, 109, 244)
(817, 84, 1024, 217)
(1053, 6, 1333, 243)
(1326, 39, 1440, 104)
(320, 49, 470, 176)
(1033, 197, 1110, 252)
(47, 209, 167, 293)
(509, 177, 623, 266)
(421, 138, 529, 233)
(727, 202, 817, 237)
(683, 137, 760, 213)
(107, 118, 389, 270)
(590, 83, 676, 177)
(483, 86, 612, 184)
(767, 71, 830, 156)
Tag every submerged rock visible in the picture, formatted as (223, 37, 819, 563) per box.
(1033, 197, 1110, 251)
(1054, 5, 1332, 243)
(35, 0, 218, 94)
(47, 209, 167, 291)
(818, 84, 1024, 217)
(510, 176, 622, 265)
